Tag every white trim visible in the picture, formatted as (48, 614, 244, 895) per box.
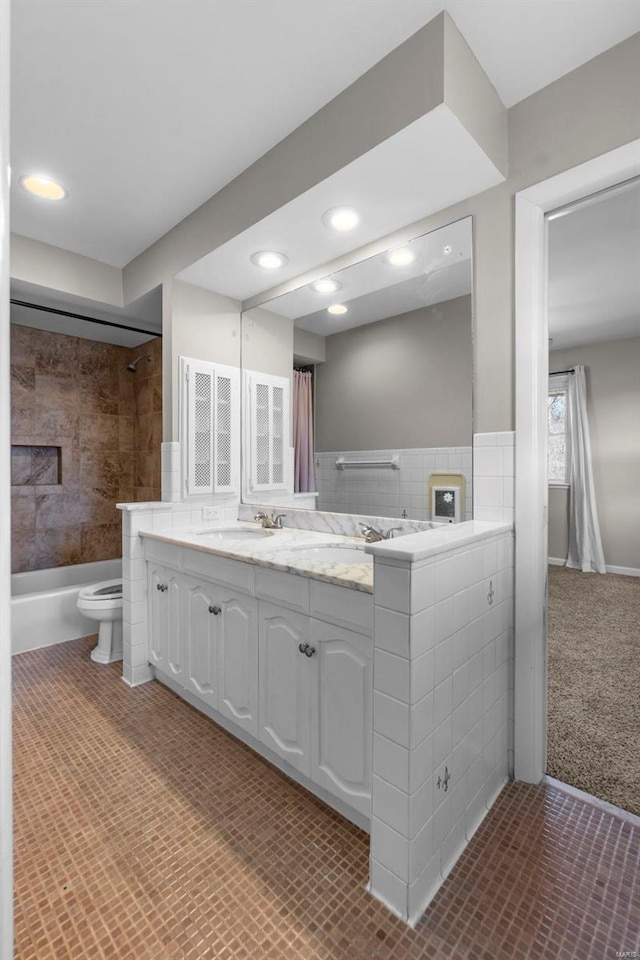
(544, 776, 640, 829)
(549, 557, 639, 577)
(0, 0, 12, 952)
(514, 139, 640, 785)
(605, 565, 640, 578)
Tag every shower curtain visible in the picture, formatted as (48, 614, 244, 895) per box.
(566, 365, 606, 573)
(293, 370, 315, 493)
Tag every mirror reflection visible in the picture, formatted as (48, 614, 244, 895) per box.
(241, 217, 473, 523)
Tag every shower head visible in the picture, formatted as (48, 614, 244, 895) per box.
(126, 354, 151, 373)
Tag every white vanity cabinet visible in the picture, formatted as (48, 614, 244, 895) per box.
(143, 539, 374, 825)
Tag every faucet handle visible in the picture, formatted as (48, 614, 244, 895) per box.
(384, 527, 403, 540)
(271, 513, 286, 528)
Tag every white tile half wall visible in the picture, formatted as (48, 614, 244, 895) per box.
(473, 432, 515, 523)
(367, 522, 514, 925)
(118, 498, 239, 686)
(315, 447, 472, 522)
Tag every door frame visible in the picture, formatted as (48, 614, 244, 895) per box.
(513, 138, 640, 783)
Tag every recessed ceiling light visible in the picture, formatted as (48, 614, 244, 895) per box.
(250, 251, 288, 269)
(386, 246, 415, 267)
(442, 244, 452, 256)
(311, 278, 342, 294)
(19, 174, 68, 200)
(327, 304, 348, 315)
(322, 207, 359, 232)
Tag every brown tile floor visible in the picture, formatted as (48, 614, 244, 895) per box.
(13, 638, 640, 960)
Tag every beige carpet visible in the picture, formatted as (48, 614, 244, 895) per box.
(547, 564, 640, 816)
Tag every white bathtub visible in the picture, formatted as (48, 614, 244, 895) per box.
(11, 558, 122, 655)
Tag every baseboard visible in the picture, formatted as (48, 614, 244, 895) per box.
(606, 564, 640, 577)
(548, 558, 639, 577)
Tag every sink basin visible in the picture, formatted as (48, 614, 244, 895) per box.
(194, 527, 274, 541)
(287, 545, 373, 564)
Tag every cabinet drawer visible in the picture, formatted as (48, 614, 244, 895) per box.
(310, 581, 373, 636)
(255, 568, 310, 614)
(143, 537, 181, 568)
(182, 548, 254, 594)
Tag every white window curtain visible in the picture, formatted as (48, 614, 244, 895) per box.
(566, 365, 606, 574)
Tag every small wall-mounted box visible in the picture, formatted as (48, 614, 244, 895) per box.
(429, 473, 465, 524)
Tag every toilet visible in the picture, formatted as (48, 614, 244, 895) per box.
(77, 580, 123, 664)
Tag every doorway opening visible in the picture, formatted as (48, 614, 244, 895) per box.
(545, 179, 640, 816)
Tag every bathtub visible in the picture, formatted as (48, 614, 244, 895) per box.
(11, 558, 122, 655)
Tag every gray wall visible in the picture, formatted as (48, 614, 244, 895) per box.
(315, 295, 472, 452)
(549, 336, 640, 571)
(166, 280, 241, 441)
(11, 234, 123, 306)
(244, 34, 640, 434)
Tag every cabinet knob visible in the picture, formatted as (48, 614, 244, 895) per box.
(298, 642, 308, 654)
(304, 646, 316, 658)
(209, 605, 222, 615)
(157, 583, 167, 592)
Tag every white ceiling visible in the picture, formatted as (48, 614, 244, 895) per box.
(177, 107, 499, 301)
(257, 217, 472, 335)
(548, 179, 640, 350)
(10, 279, 162, 347)
(11, 0, 640, 267)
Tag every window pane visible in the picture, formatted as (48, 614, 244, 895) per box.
(548, 393, 566, 434)
(548, 435, 566, 482)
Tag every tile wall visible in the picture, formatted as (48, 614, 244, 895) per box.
(370, 526, 514, 923)
(314, 447, 473, 521)
(10, 324, 162, 572)
(472, 432, 515, 523)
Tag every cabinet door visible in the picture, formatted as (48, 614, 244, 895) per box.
(258, 602, 311, 776)
(148, 565, 184, 680)
(185, 581, 219, 709)
(309, 619, 373, 817)
(218, 592, 259, 737)
(148, 564, 168, 672)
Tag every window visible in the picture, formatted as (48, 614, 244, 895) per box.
(548, 373, 569, 484)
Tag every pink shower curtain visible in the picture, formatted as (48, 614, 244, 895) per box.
(293, 370, 315, 493)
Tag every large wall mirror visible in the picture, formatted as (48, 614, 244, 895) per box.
(241, 216, 473, 523)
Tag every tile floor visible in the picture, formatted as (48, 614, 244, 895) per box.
(13, 637, 640, 960)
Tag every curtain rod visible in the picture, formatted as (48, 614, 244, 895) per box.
(10, 298, 162, 338)
(550, 368, 575, 375)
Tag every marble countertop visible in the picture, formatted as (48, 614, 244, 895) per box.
(139, 522, 375, 593)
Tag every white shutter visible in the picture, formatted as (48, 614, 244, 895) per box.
(186, 360, 215, 496)
(181, 358, 240, 498)
(213, 363, 240, 494)
(244, 370, 290, 493)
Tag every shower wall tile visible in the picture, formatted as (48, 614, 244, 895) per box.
(10, 325, 163, 572)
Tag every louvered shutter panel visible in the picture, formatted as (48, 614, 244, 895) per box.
(245, 371, 290, 492)
(186, 361, 215, 496)
(213, 364, 239, 494)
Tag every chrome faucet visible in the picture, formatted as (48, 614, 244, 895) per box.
(255, 511, 286, 529)
(359, 522, 403, 543)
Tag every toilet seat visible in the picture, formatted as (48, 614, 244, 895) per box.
(78, 579, 123, 604)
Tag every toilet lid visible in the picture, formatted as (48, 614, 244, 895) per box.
(79, 579, 123, 601)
